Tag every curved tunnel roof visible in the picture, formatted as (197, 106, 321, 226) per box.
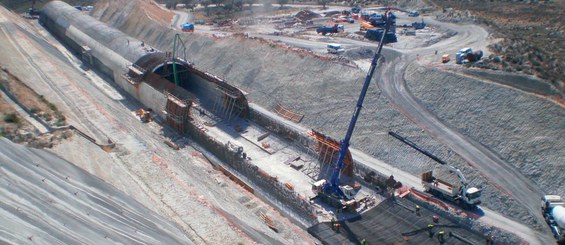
(42, 0, 159, 63)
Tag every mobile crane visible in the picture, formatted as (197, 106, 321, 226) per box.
(312, 12, 396, 209)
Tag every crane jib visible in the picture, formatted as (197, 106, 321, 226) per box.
(327, 14, 395, 198)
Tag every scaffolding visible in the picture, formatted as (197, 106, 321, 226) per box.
(164, 91, 191, 132)
(213, 84, 246, 121)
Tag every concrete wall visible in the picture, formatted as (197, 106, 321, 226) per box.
(41, 1, 171, 119)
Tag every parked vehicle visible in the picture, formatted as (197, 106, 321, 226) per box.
(327, 44, 345, 54)
(316, 24, 343, 35)
(542, 195, 565, 241)
(421, 166, 482, 209)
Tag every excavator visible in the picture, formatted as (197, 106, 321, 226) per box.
(312, 13, 397, 210)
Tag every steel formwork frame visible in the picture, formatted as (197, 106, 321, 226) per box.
(213, 84, 246, 121)
(305, 130, 354, 178)
(164, 92, 191, 132)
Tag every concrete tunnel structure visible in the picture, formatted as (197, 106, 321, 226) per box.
(39, 0, 354, 177)
(40, 0, 249, 127)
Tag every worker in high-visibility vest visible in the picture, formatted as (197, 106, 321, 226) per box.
(437, 230, 445, 243)
(428, 224, 435, 237)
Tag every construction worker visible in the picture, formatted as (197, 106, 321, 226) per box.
(486, 233, 495, 245)
(335, 223, 341, 233)
(427, 224, 435, 237)
(437, 230, 445, 243)
(331, 217, 336, 228)
(415, 205, 421, 216)
(360, 238, 366, 245)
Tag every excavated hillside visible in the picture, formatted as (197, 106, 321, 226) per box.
(90, 0, 563, 230)
(0, 138, 192, 244)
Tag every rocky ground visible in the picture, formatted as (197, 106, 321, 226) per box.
(72, 0, 561, 238)
(429, 0, 565, 94)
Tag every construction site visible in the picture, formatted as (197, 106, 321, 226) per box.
(0, 0, 563, 244)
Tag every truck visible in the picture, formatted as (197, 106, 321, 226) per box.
(365, 28, 398, 44)
(542, 195, 565, 241)
(327, 44, 345, 54)
(181, 23, 194, 32)
(421, 166, 482, 209)
(441, 54, 450, 63)
(412, 18, 426, 29)
(316, 24, 343, 35)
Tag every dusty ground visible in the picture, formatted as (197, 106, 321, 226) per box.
(0, 4, 315, 244)
(0, 138, 193, 244)
(92, 0, 562, 241)
(428, 0, 565, 93)
(406, 63, 565, 196)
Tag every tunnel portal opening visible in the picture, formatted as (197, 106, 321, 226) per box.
(152, 62, 248, 121)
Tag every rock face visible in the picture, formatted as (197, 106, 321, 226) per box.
(0, 138, 193, 244)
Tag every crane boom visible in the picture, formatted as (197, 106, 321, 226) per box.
(328, 13, 395, 197)
(449, 166, 467, 186)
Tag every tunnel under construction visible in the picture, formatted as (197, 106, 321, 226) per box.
(38, 2, 493, 243)
(39, 0, 354, 228)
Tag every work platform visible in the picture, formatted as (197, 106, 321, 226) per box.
(308, 197, 485, 244)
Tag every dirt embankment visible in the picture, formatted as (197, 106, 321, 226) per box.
(405, 63, 565, 198)
(0, 66, 70, 147)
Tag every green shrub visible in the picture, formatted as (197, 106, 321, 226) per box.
(4, 113, 19, 123)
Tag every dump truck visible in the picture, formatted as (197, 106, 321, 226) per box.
(421, 166, 482, 209)
(316, 24, 343, 35)
(542, 195, 565, 241)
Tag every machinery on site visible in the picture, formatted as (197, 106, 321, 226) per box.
(23, 0, 40, 19)
(312, 13, 396, 209)
(542, 195, 565, 241)
(456, 47, 483, 64)
(442, 54, 450, 63)
(412, 18, 426, 30)
(326, 44, 345, 54)
(365, 28, 398, 43)
(181, 23, 194, 32)
(364, 11, 398, 43)
(316, 24, 344, 35)
(421, 166, 482, 209)
(135, 108, 152, 123)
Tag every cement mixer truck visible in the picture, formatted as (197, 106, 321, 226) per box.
(542, 195, 565, 241)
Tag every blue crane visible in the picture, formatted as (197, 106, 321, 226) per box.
(324, 12, 396, 200)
